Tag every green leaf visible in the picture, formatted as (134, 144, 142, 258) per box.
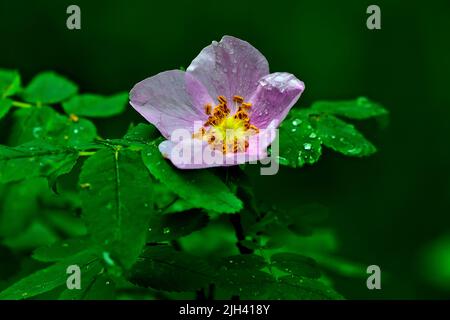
(61, 273, 115, 300)
(128, 246, 214, 292)
(312, 97, 388, 120)
(147, 209, 209, 242)
(0, 140, 79, 184)
(79, 148, 154, 269)
(217, 254, 267, 270)
(43, 211, 87, 238)
(313, 114, 376, 156)
(163, 198, 198, 214)
(266, 275, 343, 300)
(62, 93, 128, 117)
(277, 112, 322, 168)
(21, 71, 78, 104)
(10, 106, 97, 147)
(0, 178, 48, 237)
(142, 143, 243, 214)
(0, 69, 21, 98)
(210, 255, 272, 299)
(0, 98, 13, 120)
(58, 261, 108, 300)
(124, 123, 157, 143)
(0, 250, 98, 300)
(270, 253, 321, 279)
(2, 221, 59, 250)
(33, 238, 93, 262)
(215, 268, 274, 299)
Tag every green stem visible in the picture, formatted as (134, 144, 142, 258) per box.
(79, 151, 96, 156)
(11, 101, 33, 108)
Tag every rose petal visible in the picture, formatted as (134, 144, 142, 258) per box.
(130, 70, 213, 138)
(159, 121, 277, 169)
(249, 72, 305, 129)
(187, 35, 269, 109)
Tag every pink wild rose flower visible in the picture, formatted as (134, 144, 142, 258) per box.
(130, 36, 305, 169)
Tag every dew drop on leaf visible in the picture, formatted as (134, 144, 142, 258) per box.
(32, 127, 43, 138)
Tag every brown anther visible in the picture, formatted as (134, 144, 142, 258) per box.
(243, 122, 250, 130)
(192, 127, 205, 139)
(244, 140, 249, 150)
(241, 102, 252, 109)
(208, 135, 216, 143)
(204, 104, 212, 115)
(249, 124, 259, 133)
(218, 95, 227, 104)
(234, 110, 249, 121)
(204, 117, 215, 126)
(222, 143, 227, 154)
(233, 95, 244, 104)
(213, 108, 225, 119)
(232, 137, 239, 153)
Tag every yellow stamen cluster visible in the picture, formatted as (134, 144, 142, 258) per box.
(192, 95, 259, 154)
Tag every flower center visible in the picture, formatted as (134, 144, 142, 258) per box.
(192, 95, 260, 154)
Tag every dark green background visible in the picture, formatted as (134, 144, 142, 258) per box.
(1, 0, 449, 299)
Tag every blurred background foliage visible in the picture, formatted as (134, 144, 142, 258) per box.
(0, 0, 449, 299)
